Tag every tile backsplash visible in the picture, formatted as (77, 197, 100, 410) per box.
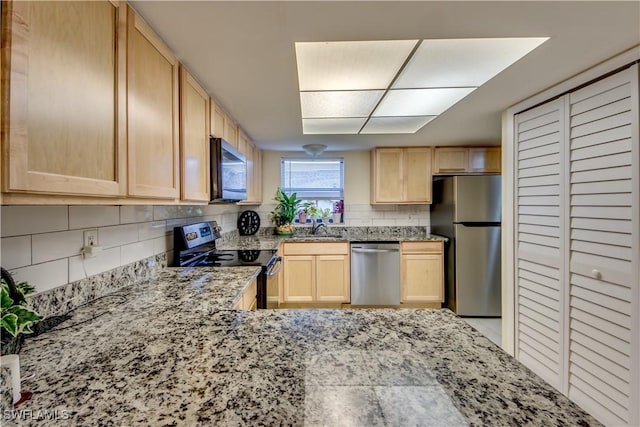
(0, 204, 240, 294)
(248, 203, 430, 228)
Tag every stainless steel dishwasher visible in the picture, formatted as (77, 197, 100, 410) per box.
(350, 242, 401, 305)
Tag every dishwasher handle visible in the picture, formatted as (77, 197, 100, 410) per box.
(351, 248, 399, 254)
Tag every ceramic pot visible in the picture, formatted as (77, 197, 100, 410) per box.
(332, 213, 341, 223)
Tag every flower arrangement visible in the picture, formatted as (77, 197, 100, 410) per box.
(332, 200, 344, 223)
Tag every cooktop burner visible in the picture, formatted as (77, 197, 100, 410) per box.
(177, 248, 276, 268)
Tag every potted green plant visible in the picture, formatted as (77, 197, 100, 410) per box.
(320, 208, 331, 223)
(1, 278, 40, 355)
(270, 187, 302, 235)
(303, 202, 320, 223)
(298, 209, 308, 224)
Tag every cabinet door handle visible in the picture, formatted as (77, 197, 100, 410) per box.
(352, 248, 399, 254)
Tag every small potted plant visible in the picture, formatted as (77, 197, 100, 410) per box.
(298, 209, 307, 224)
(320, 208, 331, 223)
(332, 200, 344, 223)
(303, 202, 320, 223)
(1, 276, 40, 355)
(270, 187, 302, 235)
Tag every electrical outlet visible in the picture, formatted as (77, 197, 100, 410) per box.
(84, 229, 98, 247)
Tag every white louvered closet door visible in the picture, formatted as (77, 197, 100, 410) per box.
(567, 65, 638, 426)
(514, 98, 566, 391)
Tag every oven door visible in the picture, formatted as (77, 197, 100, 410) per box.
(265, 255, 282, 309)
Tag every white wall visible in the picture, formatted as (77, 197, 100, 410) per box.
(0, 204, 240, 293)
(257, 150, 430, 227)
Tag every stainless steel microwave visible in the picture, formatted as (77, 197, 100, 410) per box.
(210, 137, 247, 202)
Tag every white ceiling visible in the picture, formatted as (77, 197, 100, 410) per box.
(129, 1, 640, 152)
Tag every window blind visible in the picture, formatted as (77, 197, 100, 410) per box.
(281, 158, 344, 199)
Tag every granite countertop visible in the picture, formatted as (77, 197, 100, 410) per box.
(218, 226, 448, 251)
(6, 267, 598, 426)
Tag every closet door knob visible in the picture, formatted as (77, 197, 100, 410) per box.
(591, 269, 602, 280)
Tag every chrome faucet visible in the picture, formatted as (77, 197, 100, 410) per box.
(311, 222, 327, 235)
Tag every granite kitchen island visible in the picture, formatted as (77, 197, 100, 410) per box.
(5, 267, 598, 426)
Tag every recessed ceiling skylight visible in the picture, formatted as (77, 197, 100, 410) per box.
(295, 40, 419, 90)
(295, 37, 549, 135)
(300, 90, 384, 118)
(361, 116, 437, 134)
(302, 118, 367, 134)
(373, 88, 476, 117)
(393, 38, 549, 88)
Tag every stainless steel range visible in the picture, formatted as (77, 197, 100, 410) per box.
(173, 222, 281, 309)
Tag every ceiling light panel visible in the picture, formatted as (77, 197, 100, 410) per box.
(393, 37, 549, 88)
(361, 116, 436, 134)
(302, 118, 366, 134)
(373, 88, 475, 117)
(295, 40, 418, 91)
(300, 90, 384, 118)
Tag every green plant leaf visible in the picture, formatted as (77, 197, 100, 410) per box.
(1, 284, 14, 310)
(1, 313, 18, 337)
(16, 281, 36, 297)
(6, 305, 40, 336)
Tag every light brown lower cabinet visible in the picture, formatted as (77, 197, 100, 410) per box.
(401, 241, 444, 303)
(235, 277, 257, 310)
(282, 242, 350, 303)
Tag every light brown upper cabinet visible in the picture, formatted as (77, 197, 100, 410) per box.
(239, 141, 263, 205)
(371, 147, 432, 204)
(237, 129, 249, 156)
(127, 7, 179, 199)
(223, 115, 238, 149)
(179, 66, 210, 202)
(468, 147, 501, 173)
(209, 99, 238, 149)
(1, 1, 127, 197)
(210, 99, 224, 138)
(433, 146, 501, 175)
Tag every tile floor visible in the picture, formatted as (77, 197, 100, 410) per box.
(460, 317, 502, 347)
(303, 350, 468, 426)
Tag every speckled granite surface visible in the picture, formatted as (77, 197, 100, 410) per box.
(3, 267, 598, 426)
(26, 254, 167, 319)
(217, 226, 447, 251)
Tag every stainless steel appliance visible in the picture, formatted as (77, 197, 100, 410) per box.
(350, 242, 400, 305)
(173, 222, 281, 309)
(210, 138, 247, 202)
(430, 176, 501, 316)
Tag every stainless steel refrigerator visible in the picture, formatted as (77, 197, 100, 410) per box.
(430, 175, 501, 316)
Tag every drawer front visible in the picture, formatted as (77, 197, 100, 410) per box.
(242, 278, 257, 309)
(401, 241, 443, 254)
(283, 242, 349, 255)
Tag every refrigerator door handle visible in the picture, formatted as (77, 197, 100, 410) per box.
(455, 222, 501, 227)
